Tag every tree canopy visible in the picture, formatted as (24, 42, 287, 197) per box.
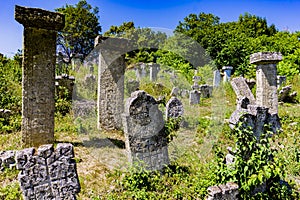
(56, 0, 101, 64)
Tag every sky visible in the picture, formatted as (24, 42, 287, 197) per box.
(1, 0, 300, 57)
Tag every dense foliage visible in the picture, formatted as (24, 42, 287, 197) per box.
(0, 55, 22, 133)
(176, 12, 300, 79)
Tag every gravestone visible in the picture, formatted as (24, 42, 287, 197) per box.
(199, 84, 213, 98)
(15, 5, 65, 147)
(189, 90, 200, 105)
(231, 77, 256, 106)
(149, 63, 160, 82)
(206, 182, 239, 200)
(0, 150, 16, 171)
(222, 66, 233, 82)
(16, 143, 80, 200)
(123, 90, 169, 171)
(213, 70, 221, 87)
(250, 52, 282, 115)
(95, 36, 129, 131)
(126, 79, 140, 95)
(277, 75, 286, 88)
(170, 87, 180, 97)
(165, 97, 184, 119)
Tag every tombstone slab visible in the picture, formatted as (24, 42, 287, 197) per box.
(189, 90, 200, 105)
(95, 36, 129, 131)
(16, 143, 80, 200)
(15, 6, 65, 147)
(123, 90, 169, 171)
(213, 70, 221, 87)
(165, 97, 184, 119)
(231, 77, 256, 106)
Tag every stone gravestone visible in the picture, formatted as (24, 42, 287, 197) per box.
(189, 90, 201, 105)
(206, 182, 239, 200)
(213, 70, 221, 87)
(0, 150, 16, 171)
(199, 84, 213, 98)
(123, 90, 169, 171)
(149, 63, 160, 82)
(250, 52, 282, 115)
(277, 75, 286, 88)
(222, 66, 233, 82)
(15, 6, 65, 147)
(165, 97, 184, 120)
(231, 77, 256, 108)
(95, 36, 129, 131)
(16, 143, 80, 200)
(126, 79, 140, 95)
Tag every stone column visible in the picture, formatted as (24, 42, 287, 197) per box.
(222, 66, 233, 82)
(250, 52, 282, 115)
(15, 6, 65, 147)
(95, 36, 129, 131)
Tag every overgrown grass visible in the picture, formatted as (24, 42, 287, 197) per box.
(1, 55, 300, 199)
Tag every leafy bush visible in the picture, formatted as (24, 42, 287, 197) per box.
(0, 57, 22, 133)
(214, 123, 299, 199)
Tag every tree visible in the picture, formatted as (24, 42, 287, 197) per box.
(56, 0, 101, 64)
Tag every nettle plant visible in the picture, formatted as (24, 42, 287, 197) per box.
(215, 123, 299, 199)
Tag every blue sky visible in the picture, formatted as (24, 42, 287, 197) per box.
(1, 0, 300, 57)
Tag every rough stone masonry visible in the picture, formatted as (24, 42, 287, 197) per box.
(123, 90, 169, 171)
(15, 5, 65, 147)
(16, 143, 80, 200)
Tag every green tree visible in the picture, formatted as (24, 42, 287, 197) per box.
(56, 0, 101, 64)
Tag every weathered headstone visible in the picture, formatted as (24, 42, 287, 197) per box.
(15, 5, 65, 147)
(126, 79, 140, 95)
(95, 36, 129, 131)
(277, 75, 286, 88)
(165, 97, 184, 119)
(222, 66, 233, 82)
(170, 87, 180, 97)
(0, 150, 16, 171)
(213, 70, 221, 87)
(206, 182, 239, 200)
(250, 52, 282, 115)
(199, 84, 213, 98)
(189, 90, 200, 105)
(16, 143, 80, 200)
(231, 77, 256, 106)
(149, 63, 160, 82)
(123, 90, 169, 171)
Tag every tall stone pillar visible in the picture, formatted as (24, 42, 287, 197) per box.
(250, 52, 282, 115)
(15, 6, 65, 147)
(95, 36, 129, 131)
